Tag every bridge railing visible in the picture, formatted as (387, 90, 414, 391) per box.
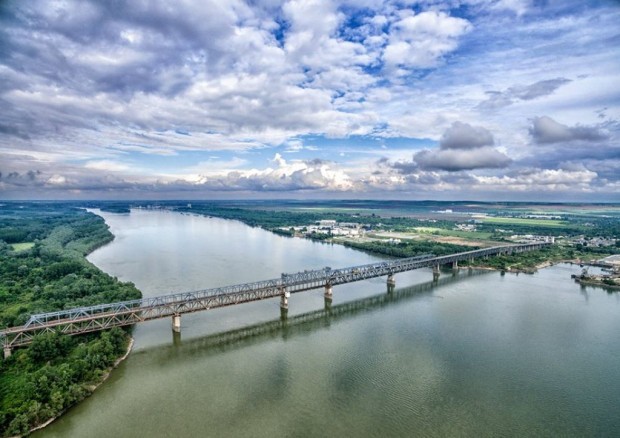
(20, 277, 286, 329)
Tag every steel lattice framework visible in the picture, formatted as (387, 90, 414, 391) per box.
(1, 243, 550, 350)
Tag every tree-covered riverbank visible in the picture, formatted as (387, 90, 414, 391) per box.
(0, 204, 141, 436)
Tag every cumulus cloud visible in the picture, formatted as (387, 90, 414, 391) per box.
(0, 152, 354, 195)
(193, 153, 354, 192)
(414, 146, 511, 171)
(400, 122, 511, 172)
(529, 116, 608, 144)
(383, 11, 472, 72)
(439, 121, 494, 149)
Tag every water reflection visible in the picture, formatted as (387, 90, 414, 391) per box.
(151, 270, 489, 362)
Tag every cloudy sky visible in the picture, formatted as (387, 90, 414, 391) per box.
(0, 0, 619, 201)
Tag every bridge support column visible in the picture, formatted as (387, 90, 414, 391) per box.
(172, 314, 181, 333)
(452, 261, 458, 271)
(324, 284, 333, 299)
(324, 283, 333, 309)
(387, 274, 396, 293)
(433, 265, 440, 281)
(4, 346, 12, 359)
(280, 289, 290, 310)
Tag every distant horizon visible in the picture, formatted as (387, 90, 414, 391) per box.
(2, 198, 620, 206)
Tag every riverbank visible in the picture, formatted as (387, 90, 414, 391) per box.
(0, 205, 142, 437)
(467, 258, 575, 274)
(18, 337, 135, 438)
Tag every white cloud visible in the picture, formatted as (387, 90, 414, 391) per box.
(383, 11, 472, 71)
(473, 168, 598, 192)
(192, 153, 354, 191)
(84, 160, 132, 172)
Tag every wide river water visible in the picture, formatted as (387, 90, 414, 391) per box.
(35, 209, 620, 437)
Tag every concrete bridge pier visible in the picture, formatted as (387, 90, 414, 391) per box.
(172, 314, 181, 333)
(3, 346, 11, 360)
(433, 265, 440, 281)
(324, 284, 333, 299)
(387, 274, 395, 285)
(452, 260, 459, 271)
(280, 289, 290, 310)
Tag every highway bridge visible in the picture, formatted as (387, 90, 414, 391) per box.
(1, 242, 550, 358)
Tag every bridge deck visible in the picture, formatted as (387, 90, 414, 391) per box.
(1, 243, 550, 350)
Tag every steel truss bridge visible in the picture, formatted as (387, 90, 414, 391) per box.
(1, 242, 550, 356)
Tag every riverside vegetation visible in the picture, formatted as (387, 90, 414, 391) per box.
(0, 203, 141, 436)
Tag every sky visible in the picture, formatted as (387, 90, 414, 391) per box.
(0, 0, 619, 201)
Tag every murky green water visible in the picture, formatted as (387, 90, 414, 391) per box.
(35, 210, 620, 437)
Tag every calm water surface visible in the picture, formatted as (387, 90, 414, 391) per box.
(36, 210, 620, 437)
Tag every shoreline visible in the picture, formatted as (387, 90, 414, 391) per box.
(21, 336, 135, 437)
(467, 258, 577, 274)
(470, 259, 583, 274)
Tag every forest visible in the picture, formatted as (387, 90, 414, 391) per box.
(0, 203, 141, 436)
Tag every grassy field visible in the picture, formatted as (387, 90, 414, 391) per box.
(413, 227, 494, 239)
(10, 242, 35, 251)
(481, 217, 567, 227)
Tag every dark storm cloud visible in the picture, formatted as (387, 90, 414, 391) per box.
(529, 116, 608, 144)
(478, 78, 571, 110)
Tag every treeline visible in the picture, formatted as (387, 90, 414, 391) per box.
(463, 244, 617, 272)
(342, 240, 477, 258)
(0, 203, 141, 436)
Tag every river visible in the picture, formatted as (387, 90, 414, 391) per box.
(35, 209, 620, 437)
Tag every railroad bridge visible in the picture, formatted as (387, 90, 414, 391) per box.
(1, 243, 550, 358)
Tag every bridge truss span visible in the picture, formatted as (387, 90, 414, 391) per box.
(1, 242, 551, 355)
